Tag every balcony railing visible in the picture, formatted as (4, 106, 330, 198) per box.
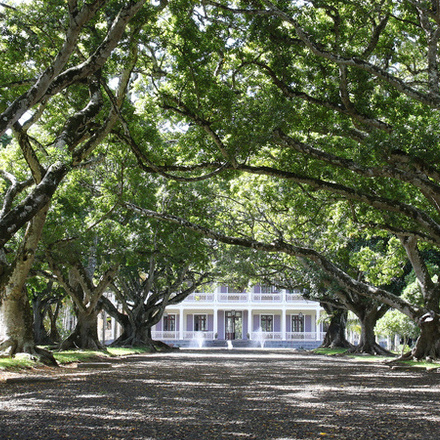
(285, 294, 305, 302)
(251, 293, 283, 302)
(185, 293, 216, 302)
(182, 291, 308, 304)
(218, 293, 249, 302)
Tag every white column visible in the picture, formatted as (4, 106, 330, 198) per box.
(179, 309, 184, 340)
(316, 308, 321, 340)
(281, 310, 286, 341)
(101, 311, 106, 344)
(248, 308, 253, 339)
(213, 307, 218, 339)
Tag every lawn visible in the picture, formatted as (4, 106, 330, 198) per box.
(0, 347, 151, 371)
(312, 347, 440, 369)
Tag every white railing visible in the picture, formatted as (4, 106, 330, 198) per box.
(286, 332, 326, 341)
(151, 331, 179, 340)
(182, 291, 308, 304)
(151, 330, 325, 342)
(285, 294, 306, 302)
(251, 293, 283, 303)
(185, 292, 216, 302)
(218, 293, 249, 302)
(183, 331, 215, 340)
(250, 332, 325, 341)
(250, 331, 283, 341)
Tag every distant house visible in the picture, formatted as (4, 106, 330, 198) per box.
(150, 284, 324, 349)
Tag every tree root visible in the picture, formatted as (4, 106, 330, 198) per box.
(346, 342, 395, 357)
(33, 346, 58, 366)
(0, 338, 15, 354)
(390, 347, 440, 363)
(0, 338, 58, 366)
(110, 336, 177, 352)
(320, 340, 353, 349)
(58, 330, 104, 352)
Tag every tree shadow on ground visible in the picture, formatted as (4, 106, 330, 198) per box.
(0, 350, 439, 439)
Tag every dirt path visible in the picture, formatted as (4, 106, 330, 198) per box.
(0, 349, 439, 439)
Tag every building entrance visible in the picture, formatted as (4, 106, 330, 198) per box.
(225, 311, 243, 340)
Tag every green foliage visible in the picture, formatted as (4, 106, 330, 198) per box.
(0, 134, 12, 147)
(375, 309, 420, 340)
(2, 0, 440, 360)
(348, 236, 407, 286)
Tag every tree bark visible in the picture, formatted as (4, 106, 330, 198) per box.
(100, 296, 174, 351)
(32, 296, 54, 346)
(48, 257, 119, 351)
(108, 308, 173, 351)
(320, 306, 352, 349)
(59, 308, 103, 351)
(0, 204, 57, 365)
(400, 312, 440, 360)
(111, 326, 174, 351)
(347, 306, 392, 356)
(47, 301, 62, 344)
(0, 286, 56, 365)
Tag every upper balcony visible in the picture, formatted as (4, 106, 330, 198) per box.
(182, 286, 310, 305)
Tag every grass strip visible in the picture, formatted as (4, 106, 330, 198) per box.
(0, 347, 151, 371)
(312, 347, 440, 368)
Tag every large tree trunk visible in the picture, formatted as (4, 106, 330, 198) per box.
(0, 286, 56, 365)
(111, 322, 151, 347)
(59, 308, 103, 351)
(32, 296, 55, 345)
(0, 205, 57, 365)
(110, 317, 167, 351)
(0, 287, 34, 354)
(52, 261, 119, 352)
(347, 307, 392, 356)
(319, 305, 352, 349)
(103, 300, 174, 351)
(47, 301, 62, 344)
(400, 312, 440, 361)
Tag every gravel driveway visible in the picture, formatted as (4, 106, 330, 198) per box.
(0, 349, 439, 439)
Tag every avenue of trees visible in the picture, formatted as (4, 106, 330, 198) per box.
(1, 0, 440, 362)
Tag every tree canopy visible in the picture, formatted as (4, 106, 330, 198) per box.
(122, 0, 440, 360)
(2, 0, 440, 361)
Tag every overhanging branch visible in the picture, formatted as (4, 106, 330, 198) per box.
(123, 202, 423, 320)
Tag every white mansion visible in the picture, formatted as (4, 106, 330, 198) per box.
(148, 285, 325, 349)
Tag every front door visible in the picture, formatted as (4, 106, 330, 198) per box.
(225, 311, 243, 340)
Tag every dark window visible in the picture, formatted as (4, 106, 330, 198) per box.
(164, 315, 175, 331)
(292, 314, 304, 332)
(261, 315, 273, 332)
(194, 315, 207, 331)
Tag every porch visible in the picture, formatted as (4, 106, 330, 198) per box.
(151, 307, 325, 349)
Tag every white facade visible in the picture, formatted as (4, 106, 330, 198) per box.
(151, 285, 325, 348)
